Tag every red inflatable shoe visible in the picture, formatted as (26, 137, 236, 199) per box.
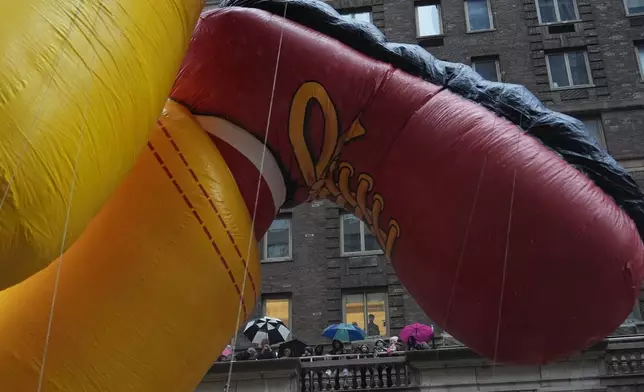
(171, 7, 644, 364)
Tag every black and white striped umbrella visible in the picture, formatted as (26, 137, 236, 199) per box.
(243, 317, 291, 345)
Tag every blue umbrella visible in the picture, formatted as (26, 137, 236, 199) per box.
(322, 323, 366, 342)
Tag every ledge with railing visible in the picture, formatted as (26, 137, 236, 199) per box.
(200, 336, 644, 392)
(299, 353, 412, 391)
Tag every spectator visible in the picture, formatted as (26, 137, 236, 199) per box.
(367, 314, 381, 336)
(329, 339, 344, 356)
(258, 340, 276, 360)
(374, 339, 387, 356)
(387, 336, 400, 354)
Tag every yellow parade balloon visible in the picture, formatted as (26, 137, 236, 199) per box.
(0, 100, 260, 391)
(0, 0, 260, 390)
(0, 0, 203, 289)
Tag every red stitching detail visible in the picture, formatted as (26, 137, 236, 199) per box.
(148, 139, 248, 319)
(156, 121, 258, 298)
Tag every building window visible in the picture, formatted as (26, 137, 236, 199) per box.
(415, 2, 442, 37)
(536, 0, 579, 24)
(340, 11, 372, 23)
(624, 0, 644, 15)
(472, 57, 501, 82)
(465, 0, 493, 31)
(637, 43, 644, 79)
(259, 216, 292, 261)
(343, 292, 388, 337)
(340, 213, 383, 255)
(263, 297, 292, 328)
(577, 115, 607, 149)
(546, 50, 592, 89)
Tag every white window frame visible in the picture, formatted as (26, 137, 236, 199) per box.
(535, 0, 580, 25)
(340, 10, 373, 23)
(472, 58, 502, 82)
(260, 216, 293, 262)
(342, 291, 389, 337)
(624, 0, 644, 16)
(464, 0, 494, 32)
(340, 213, 384, 256)
(636, 43, 644, 81)
(415, 3, 443, 38)
(263, 296, 293, 329)
(545, 50, 593, 90)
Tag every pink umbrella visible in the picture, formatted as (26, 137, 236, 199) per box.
(400, 323, 434, 344)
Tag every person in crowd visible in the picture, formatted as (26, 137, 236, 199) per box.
(374, 339, 387, 356)
(302, 347, 314, 357)
(387, 336, 400, 354)
(235, 347, 257, 361)
(356, 344, 375, 388)
(281, 347, 292, 358)
(258, 339, 276, 360)
(329, 339, 344, 356)
(367, 314, 381, 336)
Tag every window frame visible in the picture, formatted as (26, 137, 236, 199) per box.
(472, 57, 502, 82)
(464, 0, 495, 32)
(415, 2, 444, 38)
(636, 43, 644, 81)
(576, 114, 607, 150)
(340, 213, 384, 256)
(262, 296, 293, 330)
(545, 50, 594, 90)
(340, 10, 373, 23)
(260, 215, 293, 262)
(535, 0, 580, 25)
(341, 291, 389, 337)
(624, 0, 644, 16)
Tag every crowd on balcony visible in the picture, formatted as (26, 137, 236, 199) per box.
(216, 335, 432, 363)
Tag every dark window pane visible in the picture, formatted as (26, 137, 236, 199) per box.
(342, 214, 362, 253)
(627, 0, 644, 14)
(568, 51, 590, 85)
(558, 0, 577, 21)
(364, 229, 381, 251)
(473, 60, 499, 82)
(467, 0, 491, 31)
(266, 219, 290, 258)
(548, 53, 570, 87)
(538, 0, 557, 23)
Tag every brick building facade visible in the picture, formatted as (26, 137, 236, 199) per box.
(205, 0, 644, 347)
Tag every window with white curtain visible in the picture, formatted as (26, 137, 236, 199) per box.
(415, 3, 443, 37)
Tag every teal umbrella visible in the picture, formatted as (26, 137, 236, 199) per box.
(322, 323, 366, 342)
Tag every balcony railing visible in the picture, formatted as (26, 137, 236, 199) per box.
(299, 353, 412, 391)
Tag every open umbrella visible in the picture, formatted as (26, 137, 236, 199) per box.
(278, 339, 307, 357)
(243, 317, 291, 345)
(322, 323, 366, 342)
(399, 323, 434, 344)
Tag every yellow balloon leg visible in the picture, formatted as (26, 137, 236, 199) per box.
(0, 101, 260, 392)
(0, 0, 203, 289)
